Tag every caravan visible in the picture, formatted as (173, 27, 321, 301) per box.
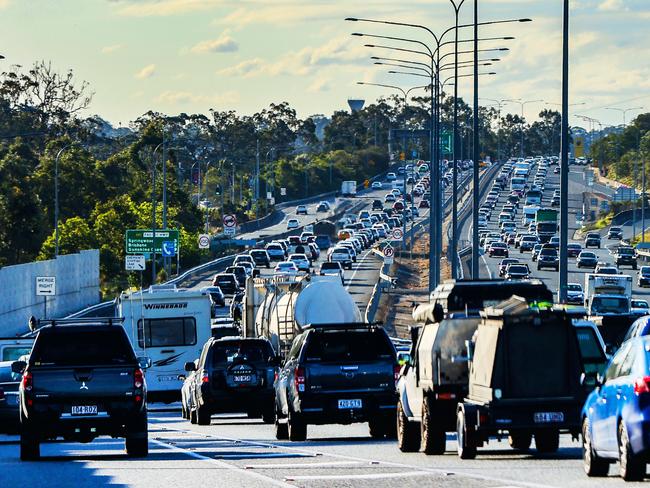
(118, 285, 212, 403)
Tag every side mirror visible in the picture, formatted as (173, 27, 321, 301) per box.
(11, 360, 26, 374)
(138, 357, 152, 370)
(184, 361, 197, 372)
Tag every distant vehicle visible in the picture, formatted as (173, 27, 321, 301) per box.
(505, 263, 530, 280)
(319, 262, 344, 284)
(638, 266, 650, 288)
(296, 205, 308, 215)
(286, 218, 300, 230)
(213, 273, 240, 295)
(607, 226, 623, 240)
(386, 172, 397, 181)
(488, 242, 509, 258)
(329, 248, 353, 270)
(584, 232, 601, 249)
(567, 243, 582, 258)
(274, 261, 299, 276)
(535, 209, 558, 243)
(537, 248, 559, 271)
(371, 181, 383, 189)
(584, 273, 632, 316)
(384, 193, 396, 203)
(577, 251, 598, 269)
(289, 253, 310, 272)
(201, 286, 226, 315)
(372, 199, 383, 210)
(525, 189, 543, 206)
(419, 199, 430, 208)
(499, 258, 520, 277)
(316, 201, 331, 212)
(520, 235, 538, 252)
(314, 234, 332, 250)
(341, 180, 357, 197)
(250, 249, 271, 268)
(265, 243, 286, 261)
(0, 361, 20, 434)
(616, 246, 637, 270)
(631, 299, 650, 316)
(566, 283, 584, 305)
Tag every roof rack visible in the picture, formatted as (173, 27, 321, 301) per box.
(302, 322, 383, 331)
(29, 317, 124, 332)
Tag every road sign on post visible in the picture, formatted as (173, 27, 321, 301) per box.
(161, 241, 177, 257)
(198, 234, 210, 249)
(36, 276, 56, 296)
(125, 230, 179, 255)
(223, 214, 237, 228)
(383, 244, 394, 265)
(224, 227, 236, 237)
(391, 228, 404, 241)
(280, 187, 287, 196)
(125, 255, 146, 271)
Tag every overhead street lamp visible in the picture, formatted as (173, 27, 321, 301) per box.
(503, 98, 544, 159)
(604, 106, 644, 127)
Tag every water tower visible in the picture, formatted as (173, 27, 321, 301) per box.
(347, 99, 365, 113)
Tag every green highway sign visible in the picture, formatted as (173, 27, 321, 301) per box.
(125, 229, 180, 254)
(440, 131, 452, 154)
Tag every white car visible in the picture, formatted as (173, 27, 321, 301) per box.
(296, 205, 308, 215)
(286, 218, 300, 230)
(274, 261, 298, 276)
(371, 181, 383, 189)
(387, 172, 397, 181)
(289, 253, 310, 272)
(384, 193, 396, 203)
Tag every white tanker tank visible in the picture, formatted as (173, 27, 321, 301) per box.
(251, 275, 362, 356)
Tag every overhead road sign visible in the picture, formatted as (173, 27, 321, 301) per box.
(125, 229, 179, 254)
(125, 255, 146, 271)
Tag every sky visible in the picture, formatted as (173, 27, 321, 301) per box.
(1, 0, 649, 128)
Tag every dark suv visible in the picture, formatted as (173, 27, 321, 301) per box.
(615, 246, 637, 269)
(274, 324, 398, 441)
(184, 337, 280, 425)
(13, 319, 150, 460)
(585, 232, 601, 248)
(212, 273, 240, 296)
(537, 248, 559, 271)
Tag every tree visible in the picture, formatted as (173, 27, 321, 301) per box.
(38, 216, 94, 260)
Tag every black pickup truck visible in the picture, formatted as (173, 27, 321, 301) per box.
(274, 323, 398, 441)
(12, 319, 150, 460)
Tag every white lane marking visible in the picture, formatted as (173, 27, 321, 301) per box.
(151, 439, 295, 488)
(481, 254, 493, 279)
(246, 461, 362, 470)
(345, 248, 375, 291)
(285, 471, 434, 482)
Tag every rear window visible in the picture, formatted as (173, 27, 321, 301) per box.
(210, 341, 273, 364)
(32, 328, 136, 366)
(0, 364, 20, 383)
(303, 330, 395, 363)
(137, 318, 197, 348)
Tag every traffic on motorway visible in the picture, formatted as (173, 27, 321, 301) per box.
(5, 160, 650, 486)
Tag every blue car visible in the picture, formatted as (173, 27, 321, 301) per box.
(582, 336, 650, 481)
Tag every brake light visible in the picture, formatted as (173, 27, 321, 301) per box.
(294, 367, 305, 392)
(634, 376, 650, 394)
(0, 387, 4, 401)
(202, 371, 210, 383)
(22, 371, 33, 392)
(436, 392, 457, 401)
(394, 365, 401, 386)
(134, 368, 144, 389)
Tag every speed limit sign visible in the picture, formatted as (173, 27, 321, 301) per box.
(198, 234, 210, 249)
(392, 228, 404, 241)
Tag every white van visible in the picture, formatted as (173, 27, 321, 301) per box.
(511, 177, 526, 192)
(522, 205, 540, 226)
(118, 284, 212, 403)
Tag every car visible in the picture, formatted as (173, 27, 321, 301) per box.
(265, 243, 286, 261)
(288, 253, 310, 272)
(505, 263, 530, 280)
(419, 199, 430, 209)
(585, 232, 601, 249)
(372, 199, 383, 210)
(274, 261, 299, 276)
(274, 323, 397, 441)
(329, 247, 354, 270)
(616, 246, 637, 269)
(384, 193, 396, 203)
(249, 249, 271, 268)
(314, 234, 332, 250)
(499, 258, 520, 277)
(296, 205, 308, 215)
(0, 360, 21, 434)
(225, 266, 248, 288)
(287, 218, 300, 230)
(371, 181, 383, 189)
(13, 319, 150, 460)
(181, 358, 198, 420)
(565, 283, 584, 305)
(550, 195, 560, 207)
(531, 244, 544, 261)
(607, 226, 623, 240)
(233, 254, 255, 267)
(638, 266, 650, 288)
(567, 243, 582, 258)
(520, 236, 538, 252)
(184, 337, 280, 425)
(316, 201, 330, 212)
(537, 248, 559, 271)
(201, 286, 226, 315)
(488, 242, 509, 258)
(631, 299, 650, 316)
(319, 262, 344, 284)
(387, 172, 397, 181)
(212, 273, 240, 296)
(547, 236, 560, 249)
(577, 251, 598, 269)
(595, 265, 618, 275)
(581, 336, 650, 481)
(553, 166, 560, 174)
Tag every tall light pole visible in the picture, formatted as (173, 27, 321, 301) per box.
(472, 0, 480, 280)
(503, 98, 544, 159)
(151, 142, 164, 283)
(558, 0, 570, 303)
(54, 143, 72, 258)
(604, 106, 643, 128)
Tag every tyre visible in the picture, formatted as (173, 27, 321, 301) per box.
(582, 418, 609, 477)
(421, 398, 446, 455)
(262, 405, 276, 425)
(619, 421, 645, 481)
(535, 430, 559, 454)
(125, 435, 149, 458)
(197, 405, 211, 426)
(508, 432, 532, 451)
(288, 411, 307, 441)
(456, 409, 476, 459)
(190, 406, 197, 424)
(20, 431, 40, 461)
(537, 265, 541, 271)
(275, 417, 289, 440)
(181, 402, 188, 420)
(396, 400, 420, 452)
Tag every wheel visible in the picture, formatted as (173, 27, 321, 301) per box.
(125, 435, 149, 457)
(456, 409, 476, 459)
(262, 405, 275, 425)
(190, 406, 197, 424)
(275, 417, 289, 440)
(288, 411, 307, 441)
(537, 265, 541, 271)
(20, 431, 40, 461)
(508, 432, 532, 451)
(396, 400, 420, 452)
(181, 402, 187, 420)
(421, 398, 446, 455)
(197, 405, 211, 426)
(582, 418, 609, 477)
(619, 421, 646, 481)
(535, 430, 559, 453)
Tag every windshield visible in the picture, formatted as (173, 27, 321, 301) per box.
(632, 301, 649, 309)
(509, 266, 528, 273)
(591, 297, 629, 314)
(32, 329, 136, 366)
(210, 341, 273, 364)
(567, 284, 582, 292)
(537, 222, 556, 232)
(303, 330, 394, 363)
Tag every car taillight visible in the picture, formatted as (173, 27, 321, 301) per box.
(22, 371, 33, 392)
(134, 368, 144, 389)
(634, 376, 650, 394)
(202, 371, 210, 383)
(394, 365, 401, 386)
(0, 387, 4, 401)
(294, 367, 305, 392)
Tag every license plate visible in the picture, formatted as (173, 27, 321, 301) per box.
(233, 375, 253, 383)
(157, 375, 178, 382)
(71, 405, 98, 416)
(338, 399, 362, 409)
(534, 412, 564, 423)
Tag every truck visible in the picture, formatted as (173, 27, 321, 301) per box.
(535, 208, 558, 243)
(522, 205, 540, 226)
(117, 284, 213, 403)
(341, 180, 357, 197)
(242, 275, 362, 357)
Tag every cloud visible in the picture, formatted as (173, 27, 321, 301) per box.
(114, 0, 223, 17)
(135, 64, 156, 79)
(216, 58, 265, 78)
(308, 78, 330, 93)
(598, 0, 626, 11)
(102, 44, 124, 54)
(0, 0, 11, 9)
(155, 90, 240, 106)
(191, 34, 238, 54)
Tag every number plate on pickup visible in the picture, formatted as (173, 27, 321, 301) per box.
(534, 412, 564, 423)
(338, 399, 362, 409)
(71, 405, 98, 416)
(233, 375, 254, 383)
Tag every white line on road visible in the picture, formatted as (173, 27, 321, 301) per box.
(481, 254, 493, 279)
(345, 248, 375, 291)
(246, 461, 363, 470)
(284, 470, 434, 481)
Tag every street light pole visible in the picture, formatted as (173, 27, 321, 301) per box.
(503, 99, 543, 158)
(472, 0, 480, 280)
(54, 143, 72, 258)
(604, 106, 644, 128)
(559, 0, 570, 303)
